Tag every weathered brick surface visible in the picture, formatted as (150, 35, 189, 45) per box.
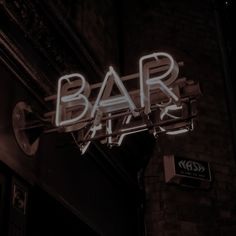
(57, 0, 119, 71)
(58, 0, 236, 235)
(119, 0, 236, 235)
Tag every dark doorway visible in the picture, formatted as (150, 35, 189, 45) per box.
(28, 186, 100, 236)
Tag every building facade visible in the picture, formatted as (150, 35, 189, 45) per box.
(1, 0, 236, 235)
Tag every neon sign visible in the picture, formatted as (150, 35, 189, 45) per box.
(45, 52, 200, 154)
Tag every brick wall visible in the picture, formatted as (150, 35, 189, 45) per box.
(53, 0, 120, 73)
(50, 1, 236, 235)
(68, 0, 120, 71)
(29, 0, 236, 235)
(120, 0, 236, 235)
(67, 1, 236, 234)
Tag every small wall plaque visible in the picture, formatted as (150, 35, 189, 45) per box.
(12, 182, 28, 215)
(164, 155, 211, 188)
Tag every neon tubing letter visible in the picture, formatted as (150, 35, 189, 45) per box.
(139, 52, 179, 114)
(55, 73, 91, 127)
(91, 66, 138, 119)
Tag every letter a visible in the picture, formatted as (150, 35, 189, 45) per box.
(91, 66, 138, 121)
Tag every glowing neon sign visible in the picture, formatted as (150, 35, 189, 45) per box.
(45, 52, 200, 154)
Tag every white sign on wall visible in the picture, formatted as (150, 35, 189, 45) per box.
(45, 52, 200, 154)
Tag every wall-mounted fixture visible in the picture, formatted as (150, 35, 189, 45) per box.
(164, 155, 212, 189)
(12, 52, 201, 156)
